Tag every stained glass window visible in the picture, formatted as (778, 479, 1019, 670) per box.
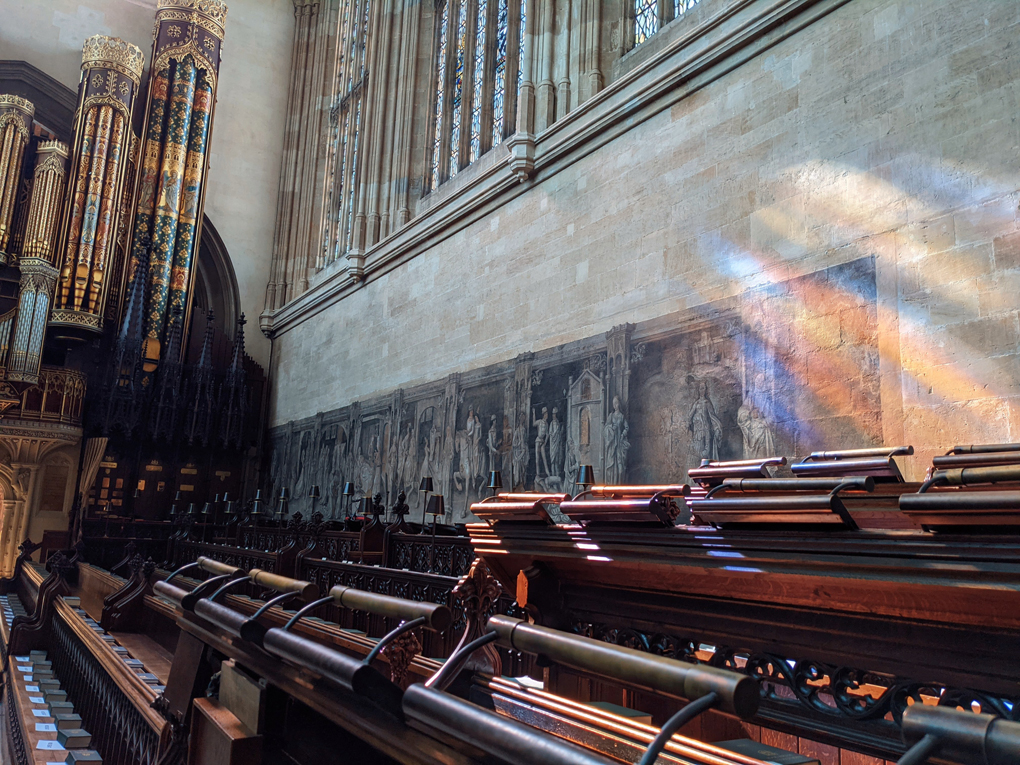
(469, 0, 488, 162)
(430, 0, 523, 191)
(634, 0, 699, 49)
(449, 0, 468, 179)
(634, 0, 657, 46)
(491, 0, 509, 144)
(431, 0, 449, 190)
(674, 0, 700, 20)
(322, 0, 371, 266)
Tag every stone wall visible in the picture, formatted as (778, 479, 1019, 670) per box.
(0, 0, 294, 367)
(269, 0, 1020, 494)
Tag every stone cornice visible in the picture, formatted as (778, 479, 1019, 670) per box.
(262, 0, 854, 339)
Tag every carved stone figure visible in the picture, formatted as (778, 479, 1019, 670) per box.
(548, 407, 564, 479)
(533, 406, 550, 477)
(689, 381, 723, 463)
(564, 432, 579, 489)
(486, 414, 501, 476)
(468, 409, 483, 486)
(512, 415, 528, 489)
(397, 428, 412, 496)
(603, 395, 629, 485)
(739, 402, 777, 459)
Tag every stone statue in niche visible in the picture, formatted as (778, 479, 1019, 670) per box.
(603, 395, 629, 485)
(533, 406, 550, 477)
(549, 407, 564, 480)
(689, 380, 723, 463)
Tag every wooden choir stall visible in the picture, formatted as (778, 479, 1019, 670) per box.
(1, 443, 1019, 765)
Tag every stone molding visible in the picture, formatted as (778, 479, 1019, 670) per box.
(261, 0, 854, 338)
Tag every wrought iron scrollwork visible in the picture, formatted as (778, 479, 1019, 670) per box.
(570, 619, 1019, 753)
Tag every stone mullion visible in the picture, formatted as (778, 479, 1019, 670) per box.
(348, 0, 385, 270)
(394, 0, 423, 224)
(296, 2, 329, 292)
(458, 0, 480, 171)
(657, 0, 670, 32)
(556, 0, 571, 119)
(585, 0, 602, 99)
(283, 3, 314, 302)
(506, 0, 526, 138)
(298, 2, 333, 285)
(271, 1, 314, 308)
(536, 0, 556, 131)
(377, 0, 404, 239)
(477, 0, 498, 157)
(315, 0, 343, 269)
(366, 0, 397, 247)
(437, 0, 460, 187)
(285, 1, 320, 297)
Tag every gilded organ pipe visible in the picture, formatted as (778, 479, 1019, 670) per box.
(0, 95, 35, 265)
(50, 35, 144, 337)
(22, 141, 70, 262)
(5, 141, 70, 383)
(127, 0, 227, 371)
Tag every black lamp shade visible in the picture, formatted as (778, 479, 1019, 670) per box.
(214, 494, 221, 503)
(174, 491, 182, 502)
(577, 465, 596, 487)
(279, 487, 290, 500)
(202, 502, 212, 516)
(309, 484, 321, 499)
(426, 494, 445, 517)
(342, 482, 355, 496)
(487, 471, 503, 491)
(254, 489, 264, 500)
(223, 493, 231, 502)
(187, 503, 196, 515)
(419, 476, 434, 493)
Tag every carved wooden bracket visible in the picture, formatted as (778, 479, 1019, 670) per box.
(451, 558, 503, 677)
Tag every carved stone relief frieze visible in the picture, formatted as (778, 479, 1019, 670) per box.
(270, 259, 883, 523)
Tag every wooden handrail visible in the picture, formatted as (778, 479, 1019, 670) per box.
(52, 597, 165, 734)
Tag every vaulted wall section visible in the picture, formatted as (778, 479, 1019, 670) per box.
(266, 0, 1020, 505)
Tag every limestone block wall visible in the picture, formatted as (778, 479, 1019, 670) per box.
(270, 0, 1020, 492)
(0, 0, 293, 367)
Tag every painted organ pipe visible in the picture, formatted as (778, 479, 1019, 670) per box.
(0, 95, 35, 265)
(127, 0, 226, 371)
(50, 35, 144, 337)
(6, 142, 70, 383)
(21, 141, 70, 262)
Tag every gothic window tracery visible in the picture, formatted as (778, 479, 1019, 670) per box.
(324, 0, 372, 265)
(429, 0, 524, 192)
(633, 0, 699, 48)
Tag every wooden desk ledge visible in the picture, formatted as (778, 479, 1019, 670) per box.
(6, 653, 97, 764)
(53, 598, 166, 732)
